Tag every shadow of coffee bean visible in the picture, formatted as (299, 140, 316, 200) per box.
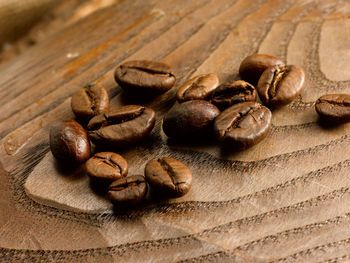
(166, 133, 217, 148)
(317, 117, 344, 130)
(89, 178, 109, 196)
(224, 72, 242, 83)
(108, 85, 122, 100)
(147, 187, 173, 201)
(120, 90, 157, 105)
(111, 201, 151, 218)
(92, 143, 124, 154)
(218, 142, 251, 158)
(92, 133, 159, 153)
(53, 160, 86, 180)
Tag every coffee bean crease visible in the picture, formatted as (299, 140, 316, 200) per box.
(124, 65, 174, 77)
(318, 99, 350, 107)
(269, 66, 287, 98)
(225, 106, 256, 135)
(84, 86, 97, 111)
(88, 106, 145, 131)
(110, 178, 144, 190)
(103, 158, 122, 174)
(157, 158, 183, 188)
(107, 175, 147, 206)
(93, 155, 121, 171)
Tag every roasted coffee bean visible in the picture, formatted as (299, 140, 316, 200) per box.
(210, 80, 256, 110)
(114, 60, 176, 95)
(145, 157, 192, 197)
(239, 54, 284, 85)
(176, 73, 219, 102)
(214, 102, 271, 149)
(71, 83, 109, 121)
(86, 152, 128, 184)
(50, 120, 91, 163)
(315, 94, 350, 123)
(162, 100, 220, 138)
(107, 175, 147, 206)
(257, 65, 305, 108)
(87, 105, 156, 147)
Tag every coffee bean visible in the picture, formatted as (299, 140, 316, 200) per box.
(145, 157, 192, 197)
(315, 94, 350, 123)
(257, 65, 305, 108)
(239, 54, 284, 85)
(107, 175, 147, 206)
(214, 102, 271, 149)
(87, 105, 156, 147)
(86, 152, 128, 184)
(162, 100, 220, 138)
(114, 60, 175, 95)
(71, 83, 109, 121)
(210, 80, 257, 110)
(50, 120, 91, 163)
(176, 73, 219, 102)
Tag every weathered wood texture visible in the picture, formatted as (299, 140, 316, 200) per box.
(0, 0, 121, 65)
(1, 0, 350, 262)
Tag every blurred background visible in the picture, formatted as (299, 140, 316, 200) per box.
(0, 0, 119, 65)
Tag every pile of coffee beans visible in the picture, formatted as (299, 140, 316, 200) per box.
(50, 60, 193, 209)
(163, 53, 306, 149)
(50, 53, 349, 210)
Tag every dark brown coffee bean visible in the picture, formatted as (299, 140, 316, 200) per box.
(114, 60, 175, 95)
(71, 83, 109, 121)
(50, 120, 91, 163)
(214, 102, 271, 149)
(145, 157, 192, 197)
(176, 73, 219, 102)
(162, 100, 220, 138)
(239, 54, 284, 85)
(107, 175, 147, 206)
(315, 94, 350, 123)
(257, 65, 305, 108)
(86, 152, 128, 184)
(87, 105, 156, 147)
(210, 80, 257, 110)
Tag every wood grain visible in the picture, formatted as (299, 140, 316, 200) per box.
(1, 0, 350, 262)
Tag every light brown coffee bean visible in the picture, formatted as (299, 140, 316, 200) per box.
(257, 65, 305, 108)
(176, 73, 219, 102)
(86, 152, 128, 184)
(315, 94, 350, 123)
(114, 60, 175, 95)
(145, 157, 192, 197)
(71, 83, 109, 121)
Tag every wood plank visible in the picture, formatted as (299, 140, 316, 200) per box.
(1, 0, 350, 262)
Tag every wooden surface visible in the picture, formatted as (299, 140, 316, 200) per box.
(0, 0, 120, 64)
(1, 0, 350, 262)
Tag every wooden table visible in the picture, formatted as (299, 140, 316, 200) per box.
(1, 0, 350, 262)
